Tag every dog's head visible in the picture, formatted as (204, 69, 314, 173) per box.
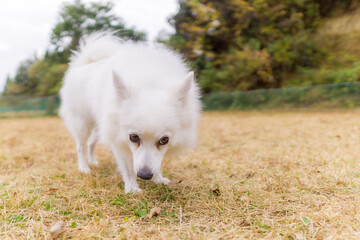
(112, 71, 196, 180)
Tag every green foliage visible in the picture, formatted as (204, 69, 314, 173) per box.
(3, 0, 357, 97)
(201, 48, 273, 92)
(28, 60, 68, 96)
(109, 194, 126, 206)
(4, 0, 146, 96)
(167, 0, 352, 93)
(51, 0, 146, 63)
(133, 200, 149, 218)
(4, 58, 37, 95)
(7, 214, 26, 223)
(286, 61, 360, 87)
(5, 57, 68, 96)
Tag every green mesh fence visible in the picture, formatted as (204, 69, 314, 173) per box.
(0, 95, 60, 118)
(202, 82, 360, 110)
(1, 82, 360, 117)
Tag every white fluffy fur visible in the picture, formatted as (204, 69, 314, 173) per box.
(59, 32, 201, 193)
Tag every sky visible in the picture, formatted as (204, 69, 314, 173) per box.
(0, 0, 178, 92)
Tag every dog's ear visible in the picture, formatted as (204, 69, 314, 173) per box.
(178, 71, 194, 102)
(112, 71, 129, 98)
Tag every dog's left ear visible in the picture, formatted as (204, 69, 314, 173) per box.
(178, 71, 194, 102)
(112, 71, 129, 99)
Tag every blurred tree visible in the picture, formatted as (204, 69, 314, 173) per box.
(167, 0, 353, 93)
(4, 58, 37, 95)
(4, 0, 146, 96)
(50, 0, 146, 63)
(28, 60, 68, 96)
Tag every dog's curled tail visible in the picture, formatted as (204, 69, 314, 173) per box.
(70, 31, 121, 67)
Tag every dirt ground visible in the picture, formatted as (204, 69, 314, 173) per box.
(1, 111, 360, 239)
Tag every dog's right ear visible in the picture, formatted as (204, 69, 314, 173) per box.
(177, 71, 194, 103)
(112, 71, 129, 98)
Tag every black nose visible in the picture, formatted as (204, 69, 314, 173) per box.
(137, 170, 153, 180)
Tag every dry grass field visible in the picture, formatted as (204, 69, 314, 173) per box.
(1, 111, 360, 239)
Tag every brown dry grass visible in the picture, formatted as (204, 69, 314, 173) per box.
(1, 111, 360, 239)
(319, 8, 360, 36)
(316, 7, 360, 62)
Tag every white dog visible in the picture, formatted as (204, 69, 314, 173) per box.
(59, 32, 201, 193)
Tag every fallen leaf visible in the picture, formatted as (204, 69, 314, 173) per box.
(240, 219, 251, 226)
(212, 188, 221, 196)
(336, 179, 345, 185)
(146, 207, 162, 219)
(246, 172, 255, 179)
(42, 188, 59, 195)
(50, 220, 65, 239)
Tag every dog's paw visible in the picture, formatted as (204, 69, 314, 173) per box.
(124, 180, 142, 194)
(153, 176, 171, 185)
(88, 159, 99, 166)
(125, 185, 142, 194)
(78, 165, 90, 173)
(160, 177, 171, 185)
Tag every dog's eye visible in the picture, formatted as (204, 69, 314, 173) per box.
(158, 136, 169, 146)
(129, 134, 140, 143)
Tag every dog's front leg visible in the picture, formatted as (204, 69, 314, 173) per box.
(112, 146, 141, 193)
(76, 142, 90, 173)
(87, 127, 99, 166)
